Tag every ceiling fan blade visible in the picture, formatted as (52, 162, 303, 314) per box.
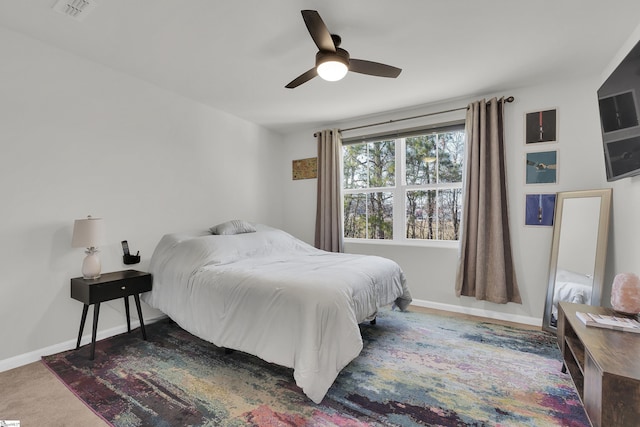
(350, 59, 402, 78)
(301, 10, 336, 52)
(285, 68, 318, 89)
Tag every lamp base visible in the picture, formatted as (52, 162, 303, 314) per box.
(82, 249, 102, 279)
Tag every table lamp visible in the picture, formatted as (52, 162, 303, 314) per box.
(72, 215, 106, 279)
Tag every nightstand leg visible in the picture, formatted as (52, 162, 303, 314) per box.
(90, 303, 100, 360)
(133, 294, 147, 340)
(124, 296, 131, 333)
(76, 304, 89, 349)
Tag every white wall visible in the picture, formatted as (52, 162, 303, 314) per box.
(281, 74, 614, 325)
(0, 26, 284, 366)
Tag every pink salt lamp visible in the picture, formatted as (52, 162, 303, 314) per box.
(611, 273, 640, 315)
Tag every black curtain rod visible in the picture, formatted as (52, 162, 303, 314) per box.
(314, 96, 514, 137)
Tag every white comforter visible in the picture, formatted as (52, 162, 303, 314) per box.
(141, 225, 412, 403)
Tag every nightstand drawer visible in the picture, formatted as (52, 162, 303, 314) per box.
(85, 277, 151, 302)
(71, 270, 152, 305)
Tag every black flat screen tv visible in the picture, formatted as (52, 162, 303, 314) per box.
(598, 39, 640, 181)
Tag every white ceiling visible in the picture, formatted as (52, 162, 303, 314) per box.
(1, 0, 640, 134)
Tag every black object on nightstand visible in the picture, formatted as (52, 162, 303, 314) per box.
(71, 269, 152, 360)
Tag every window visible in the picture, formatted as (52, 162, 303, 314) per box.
(343, 123, 465, 243)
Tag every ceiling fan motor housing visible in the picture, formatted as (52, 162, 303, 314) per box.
(316, 48, 350, 68)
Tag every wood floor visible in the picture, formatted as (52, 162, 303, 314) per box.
(410, 304, 541, 330)
(0, 306, 541, 425)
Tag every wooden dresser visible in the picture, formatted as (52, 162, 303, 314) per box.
(557, 302, 640, 427)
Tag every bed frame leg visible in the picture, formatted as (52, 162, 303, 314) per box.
(370, 317, 376, 325)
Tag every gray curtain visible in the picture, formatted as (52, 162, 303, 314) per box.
(455, 98, 521, 304)
(314, 129, 343, 252)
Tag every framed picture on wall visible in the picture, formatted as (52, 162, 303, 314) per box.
(525, 108, 557, 144)
(292, 157, 318, 180)
(525, 193, 556, 226)
(526, 150, 557, 184)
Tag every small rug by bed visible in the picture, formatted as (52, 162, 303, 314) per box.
(42, 309, 588, 426)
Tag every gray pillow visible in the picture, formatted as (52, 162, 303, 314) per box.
(209, 220, 256, 235)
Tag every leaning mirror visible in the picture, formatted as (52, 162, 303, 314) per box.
(542, 188, 612, 332)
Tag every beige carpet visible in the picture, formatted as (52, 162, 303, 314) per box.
(0, 361, 107, 426)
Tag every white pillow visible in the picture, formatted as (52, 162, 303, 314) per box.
(209, 220, 256, 235)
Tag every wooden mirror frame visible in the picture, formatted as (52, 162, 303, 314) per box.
(542, 188, 612, 333)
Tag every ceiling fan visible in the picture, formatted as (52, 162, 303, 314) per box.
(285, 10, 402, 89)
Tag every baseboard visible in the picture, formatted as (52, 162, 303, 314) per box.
(410, 298, 543, 327)
(0, 314, 167, 373)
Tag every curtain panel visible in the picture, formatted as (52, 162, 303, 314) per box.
(455, 98, 521, 304)
(314, 129, 344, 252)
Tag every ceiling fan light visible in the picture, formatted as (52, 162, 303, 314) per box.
(317, 58, 348, 81)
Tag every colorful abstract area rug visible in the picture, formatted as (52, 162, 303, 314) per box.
(42, 309, 589, 426)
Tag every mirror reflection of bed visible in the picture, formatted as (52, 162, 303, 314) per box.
(543, 189, 612, 332)
(552, 269, 593, 327)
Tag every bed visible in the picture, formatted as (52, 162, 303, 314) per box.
(141, 222, 412, 403)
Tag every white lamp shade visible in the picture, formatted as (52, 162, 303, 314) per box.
(317, 60, 348, 82)
(72, 216, 106, 248)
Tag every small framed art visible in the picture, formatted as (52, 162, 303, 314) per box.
(525, 193, 556, 226)
(526, 150, 557, 184)
(292, 157, 318, 180)
(525, 109, 557, 144)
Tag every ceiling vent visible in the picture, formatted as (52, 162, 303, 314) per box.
(52, 0, 97, 21)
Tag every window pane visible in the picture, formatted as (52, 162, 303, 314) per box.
(437, 189, 462, 240)
(343, 144, 368, 189)
(406, 190, 436, 239)
(437, 130, 465, 183)
(367, 140, 395, 188)
(344, 193, 367, 238)
(343, 140, 395, 189)
(368, 192, 393, 239)
(406, 135, 437, 185)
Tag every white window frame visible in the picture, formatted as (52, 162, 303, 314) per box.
(342, 123, 465, 248)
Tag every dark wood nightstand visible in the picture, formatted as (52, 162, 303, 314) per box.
(71, 269, 152, 360)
